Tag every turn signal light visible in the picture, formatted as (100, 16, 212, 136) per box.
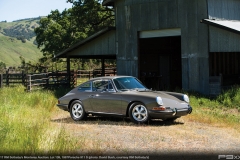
(153, 106, 166, 111)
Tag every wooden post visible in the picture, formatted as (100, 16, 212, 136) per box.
(22, 71, 25, 86)
(67, 56, 71, 88)
(56, 70, 58, 85)
(101, 58, 105, 76)
(28, 75, 31, 91)
(6, 69, 9, 86)
(74, 70, 77, 87)
(0, 74, 3, 88)
(46, 73, 49, 88)
(78, 70, 81, 79)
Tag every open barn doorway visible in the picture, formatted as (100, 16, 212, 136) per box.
(139, 36, 182, 91)
(209, 52, 240, 88)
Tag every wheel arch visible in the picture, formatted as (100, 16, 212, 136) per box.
(126, 101, 146, 117)
(68, 99, 81, 110)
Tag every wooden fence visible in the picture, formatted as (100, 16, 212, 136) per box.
(0, 74, 3, 88)
(77, 68, 117, 79)
(0, 71, 26, 87)
(26, 71, 76, 91)
(0, 68, 117, 91)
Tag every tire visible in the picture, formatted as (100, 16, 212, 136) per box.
(69, 100, 86, 121)
(129, 102, 149, 124)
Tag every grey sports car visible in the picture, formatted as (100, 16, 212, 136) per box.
(57, 76, 192, 124)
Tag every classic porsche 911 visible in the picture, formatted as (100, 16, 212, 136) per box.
(57, 76, 192, 124)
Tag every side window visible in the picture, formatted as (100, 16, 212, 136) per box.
(92, 79, 115, 92)
(107, 81, 115, 92)
(93, 80, 103, 91)
(78, 81, 92, 92)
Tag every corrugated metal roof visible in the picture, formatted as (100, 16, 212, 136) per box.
(201, 19, 240, 34)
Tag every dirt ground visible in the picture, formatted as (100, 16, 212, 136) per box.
(51, 108, 240, 160)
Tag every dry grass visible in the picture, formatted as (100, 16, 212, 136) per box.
(51, 108, 240, 156)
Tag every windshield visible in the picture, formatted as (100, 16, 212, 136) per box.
(113, 77, 148, 91)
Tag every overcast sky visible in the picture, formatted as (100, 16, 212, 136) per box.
(0, 0, 73, 22)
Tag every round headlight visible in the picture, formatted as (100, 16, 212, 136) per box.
(183, 94, 190, 103)
(156, 96, 163, 105)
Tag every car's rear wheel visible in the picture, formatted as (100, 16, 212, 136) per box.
(129, 102, 149, 124)
(70, 100, 86, 121)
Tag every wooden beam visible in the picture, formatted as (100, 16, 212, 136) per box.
(67, 56, 71, 87)
(101, 58, 105, 76)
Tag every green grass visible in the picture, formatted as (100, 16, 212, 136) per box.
(186, 86, 240, 130)
(76, 78, 89, 86)
(0, 35, 42, 67)
(0, 85, 78, 155)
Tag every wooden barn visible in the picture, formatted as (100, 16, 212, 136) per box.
(55, 0, 240, 95)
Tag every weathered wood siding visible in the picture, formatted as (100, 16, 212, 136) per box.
(179, 0, 209, 93)
(115, 0, 209, 94)
(208, 0, 240, 20)
(68, 30, 116, 57)
(209, 26, 240, 52)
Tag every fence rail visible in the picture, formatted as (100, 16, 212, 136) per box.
(0, 68, 117, 91)
(27, 73, 48, 91)
(76, 68, 117, 79)
(1, 71, 26, 86)
(26, 71, 77, 91)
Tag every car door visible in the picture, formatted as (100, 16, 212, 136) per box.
(89, 79, 123, 114)
(76, 81, 93, 111)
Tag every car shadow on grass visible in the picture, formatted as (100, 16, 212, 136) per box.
(51, 115, 184, 126)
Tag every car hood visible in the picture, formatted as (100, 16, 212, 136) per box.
(122, 90, 185, 103)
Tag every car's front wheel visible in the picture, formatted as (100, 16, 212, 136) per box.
(129, 102, 149, 124)
(70, 100, 86, 121)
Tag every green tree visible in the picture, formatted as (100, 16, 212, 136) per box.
(35, 0, 114, 57)
(0, 61, 6, 73)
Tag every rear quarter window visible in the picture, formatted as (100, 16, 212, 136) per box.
(78, 81, 91, 92)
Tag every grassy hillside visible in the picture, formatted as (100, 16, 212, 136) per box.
(0, 18, 43, 67)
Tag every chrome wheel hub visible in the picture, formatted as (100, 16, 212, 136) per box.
(132, 105, 148, 122)
(72, 103, 83, 118)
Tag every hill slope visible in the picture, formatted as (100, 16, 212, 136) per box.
(0, 18, 43, 67)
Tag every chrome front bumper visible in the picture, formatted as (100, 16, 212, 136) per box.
(149, 105, 192, 119)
